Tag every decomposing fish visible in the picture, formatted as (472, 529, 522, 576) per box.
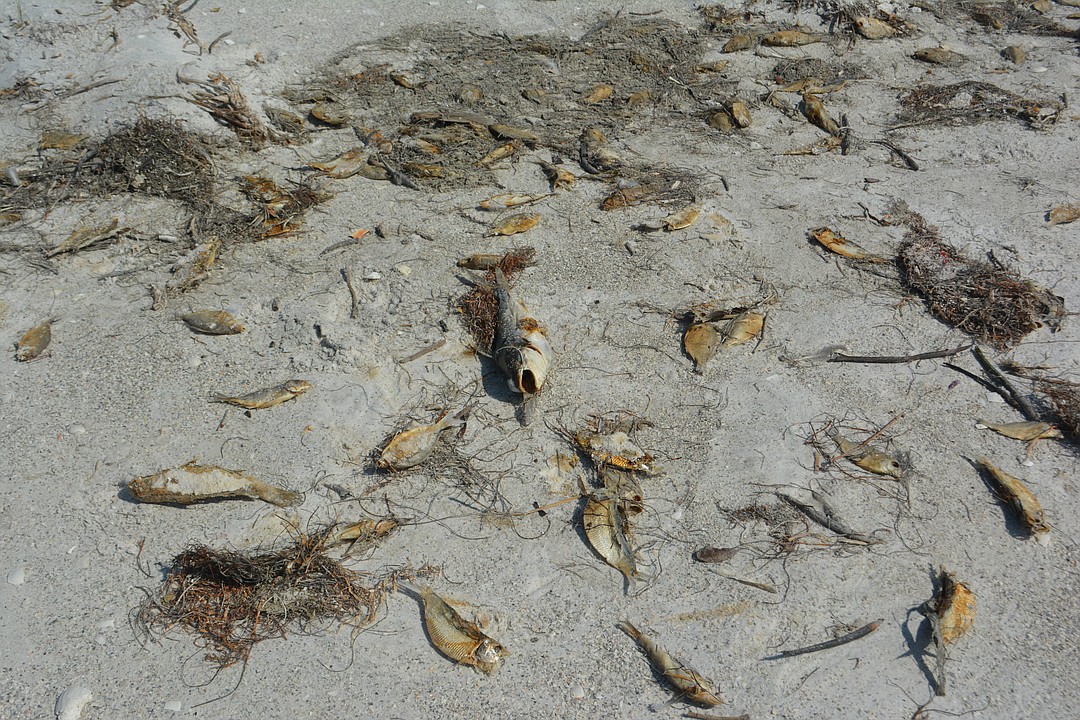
(493, 268, 552, 395)
(854, 16, 897, 39)
(1002, 46, 1025, 64)
(800, 92, 841, 136)
(407, 583, 508, 673)
(762, 30, 823, 47)
(926, 568, 976, 696)
(127, 461, 302, 507)
(626, 89, 651, 107)
(616, 621, 723, 707)
(457, 253, 504, 270)
(1048, 203, 1080, 226)
(309, 102, 348, 126)
(308, 147, 372, 179)
(722, 34, 754, 53)
(975, 420, 1062, 442)
(477, 192, 549, 211)
(487, 212, 541, 237)
(707, 110, 735, 133)
(720, 312, 764, 348)
(377, 409, 468, 471)
(583, 83, 614, 104)
(664, 206, 701, 231)
(913, 47, 967, 65)
(212, 379, 312, 409)
(15, 318, 54, 362)
(39, 130, 87, 150)
(728, 102, 751, 129)
(826, 428, 905, 479)
(583, 495, 639, 588)
(536, 160, 576, 190)
(47, 218, 126, 258)
(976, 458, 1051, 537)
(811, 227, 886, 263)
(478, 139, 522, 166)
(574, 430, 655, 474)
(684, 323, 721, 371)
(488, 123, 540, 144)
(329, 517, 401, 547)
(178, 310, 244, 335)
(692, 547, 739, 564)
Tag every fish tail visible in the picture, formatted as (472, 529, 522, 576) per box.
(256, 485, 303, 508)
(494, 266, 511, 291)
(616, 620, 643, 643)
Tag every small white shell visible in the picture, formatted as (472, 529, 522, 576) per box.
(55, 687, 92, 720)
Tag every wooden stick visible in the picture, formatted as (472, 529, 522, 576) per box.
(972, 346, 1039, 421)
(341, 268, 361, 319)
(827, 345, 970, 364)
(766, 619, 882, 659)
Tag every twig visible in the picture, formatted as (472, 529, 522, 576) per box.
(873, 139, 920, 170)
(341, 268, 361, 319)
(777, 493, 878, 544)
(684, 712, 750, 720)
(971, 346, 1039, 421)
(396, 338, 447, 364)
(765, 619, 882, 659)
(827, 345, 971, 364)
(715, 574, 778, 594)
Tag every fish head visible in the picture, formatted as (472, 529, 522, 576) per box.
(475, 639, 509, 671)
(285, 379, 313, 394)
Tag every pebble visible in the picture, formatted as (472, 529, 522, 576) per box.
(570, 684, 586, 700)
(363, 271, 381, 281)
(68, 424, 86, 435)
(55, 687, 92, 720)
(7, 567, 25, 585)
(164, 700, 182, 712)
(395, 265, 412, 276)
(671, 507, 684, 521)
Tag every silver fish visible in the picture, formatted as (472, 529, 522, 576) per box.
(493, 268, 552, 396)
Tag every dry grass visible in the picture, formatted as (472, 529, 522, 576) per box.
(457, 247, 537, 353)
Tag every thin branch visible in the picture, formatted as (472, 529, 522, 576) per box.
(764, 619, 882, 659)
(971, 345, 1039, 420)
(827, 345, 971, 364)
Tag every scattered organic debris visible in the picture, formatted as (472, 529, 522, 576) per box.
(185, 72, 274, 148)
(617, 620, 723, 707)
(897, 81, 1058, 128)
(46, 218, 128, 258)
(826, 345, 970, 364)
(1032, 376, 1080, 443)
(15, 317, 54, 362)
(892, 201, 1065, 348)
(924, 568, 976, 696)
(212, 379, 313, 410)
(402, 582, 508, 673)
(127, 461, 303, 507)
(766, 618, 882, 659)
(136, 530, 393, 667)
(777, 491, 879, 545)
(240, 175, 331, 238)
(974, 458, 1051, 538)
(457, 247, 537, 354)
(178, 309, 245, 335)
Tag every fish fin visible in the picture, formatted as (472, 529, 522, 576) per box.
(494, 266, 510, 291)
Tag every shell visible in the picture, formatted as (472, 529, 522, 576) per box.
(55, 687, 93, 720)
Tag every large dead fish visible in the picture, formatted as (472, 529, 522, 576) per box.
(493, 268, 552, 396)
(127, 461, 302, 507)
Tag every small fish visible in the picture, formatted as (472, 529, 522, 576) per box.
(15, 318, 54, 362)
(308, 147, 371, 179)
(800, 92, 841, 136)
(309, 102, 348, 126)
(583, 496, 639, 588)
(728, 101, 751, 129)
(478, 139, 522, 166)
(329, 517, 401, 547)
(487, 212, 541, 237)
(493, 268, 553, 395)
(913, 47, 967, 65)
(478, 193, 549, 211)
(827, 428, 905, 479)
(1048, 203, 1080, 226)
(812, 227, 885, 263)
(127, 461, 302, 507)
(720, 312, 764, 348)
(854, 16, 897, 39)
(722, 34, 754, 53)
(626, 89, 651, 107)
(212, 379, 312, 409)
(664, 206, 702, 231)
(684, 323, 721, 370)
(408, 583, 508, 673)
(457, 253, 504, 270)
(927, 568, 976, 695)
(583, 83, 614, 104)
(707, 110, 735, 133)
(536, 160, 576, 190)
(488, 123, 540, 144)
(178, 310, 244, 335)
(975, 420, 1062, 442)
(976, 458, 1051, 537)
(616, 620, 723, 707)
(574, 430, 655, 474)
(762, 30, 823, 46)
(377, 410, 467, 471)
(1001, 46, 1025, 64)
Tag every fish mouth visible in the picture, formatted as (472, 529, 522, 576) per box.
(519, 368, 539, 394)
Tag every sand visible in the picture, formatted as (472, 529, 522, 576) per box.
(2, 1, 1079, 718)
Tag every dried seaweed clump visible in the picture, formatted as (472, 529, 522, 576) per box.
(898, 81, 1057, 128)
(457, 247, 537, 353)
(186, 72, 275, 149)
(970, 2, 1078, 37)
(91, 118, 216, 208)
(892, 201, 1065, 348)
(1034, 377, 1080, 444)
(240, 176, 332, 238)
(137, 531, 389, 667)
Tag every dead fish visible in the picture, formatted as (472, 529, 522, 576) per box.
(39, 130, 87, 150)
(854, 16, 897, 39)
(212, 379, 312, 409)
(827, 428, 905, 479)
(15, 318, 54, 362)
(1047, 203, 1080, 226)
(575, 430, 655, 474)
(722, 34, 754, 53)
(684, 323, 721, 371)
(913, 47, 967, 65)
(728, 101, 752, 128)
(309, 147, 372, 179)
(762, 30, 823, 47)
(707, 110, 735, 133)
(976, 458, 1051, 537)
(692, 547, 739, 564)
(975, 420, 1062, 442)
(616, 621, 723, 707)
(178, 310, 244, 335)
(720, 312, 764, 348)
(377, 409, 468, 471)
(478, 193, 549, 211)
(694, 60, 730, 73)
(127, 461, 302, 507)
(583, 496, 639, 587)
(457, 253, 504, 270)
(626, 89, 651, 107)
(1001, 46, 1025, 64)
(601, 183, 656, 210)
(664, 206, 701, 231)
(494, 268, 552, 395)
(408, 583, 508, 673)
(487, 212, 541, 237)
(800, 92, 841, 136)
(478, 139, 522, 166)
(47, 218, 124, 258)
(390, 70, 425, 89)
(329, 517, 401, 547)
(811, 227, 886, 262)
(536, 160, 576, 190)
(457, 84, 483, 104)
(927, 568, 976, 695)
(488, 123, 540, 144)
(309, 102, 348, 126)
(583, 84, 614, 104)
